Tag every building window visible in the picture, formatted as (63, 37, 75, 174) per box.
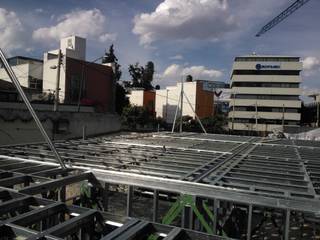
(230, 94, 300, 101)
(28, 76, 43, 91)
(232, 70, 300, 75)
(232, 82, 299, 88)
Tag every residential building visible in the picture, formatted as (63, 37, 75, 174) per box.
(128, 89, 156, 115)
(228, 54, 302, 134)
(0, 56, 43, 91)
(43, 36, 114, 112)
(43, 36, 86, 102)
(155, 80, 214, 123)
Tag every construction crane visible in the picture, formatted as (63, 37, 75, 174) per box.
(256, 0, 311, 37)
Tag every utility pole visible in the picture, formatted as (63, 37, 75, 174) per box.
(165, 89, 169, 122)
(179, 77, 184, 133)
(255, 101, 258, 130)
(53, 49, 62, 112)
(282, 104, 285, 129)
(317, 102, 319, 127)
(231, 91, 235, 131)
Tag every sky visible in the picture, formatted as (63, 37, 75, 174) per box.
(1, 0, 320, 99)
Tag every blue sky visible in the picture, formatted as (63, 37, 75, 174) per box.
(1, 0, 320, 99)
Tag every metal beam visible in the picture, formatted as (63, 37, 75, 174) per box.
(19, 172, 91, 195)
(0, 196, 35, 215)
(46, 210, 98, 237)
(7, 202, 66, 226)
(91, 169, 320, 213)
(0, 48, 66, 169)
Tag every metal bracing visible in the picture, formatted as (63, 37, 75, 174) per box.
(0, 132, 320, 239)
(0, 186, 225, 240)
(0, 49, 66, 169)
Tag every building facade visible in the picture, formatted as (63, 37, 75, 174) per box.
(0, 56, 43, 91)
(128, 89, 156, 115)
(228, 55, 302, 134)
(155, 80, 214, 123)
(43, 36, 86, 102)
(42, 36, 114, 112)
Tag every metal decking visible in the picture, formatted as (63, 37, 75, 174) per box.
(0, 132, 319, 239)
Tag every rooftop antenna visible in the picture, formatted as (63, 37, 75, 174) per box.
(0, 48, 66, 169)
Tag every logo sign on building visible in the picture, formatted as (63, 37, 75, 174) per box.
(255, 63, 280, 70)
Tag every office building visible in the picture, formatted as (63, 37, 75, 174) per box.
(228, 54, 302, 134)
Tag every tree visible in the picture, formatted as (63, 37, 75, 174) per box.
(142, 61, 154, 90)
(115, 83, 129, 115)
(121, 105, 152, 129)
(103, 45, 128, 114)
(127, 61, 155, 90)
(181, 114, 227, 133)
(128, 63, 144, 88)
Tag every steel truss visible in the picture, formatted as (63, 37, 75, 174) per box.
(0, 132, 319, 239)
(0, 167, 223, 240)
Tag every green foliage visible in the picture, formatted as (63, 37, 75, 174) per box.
(115, 83, 129, 115)
(121, 105, 153, 129)
(181, 114, 227, 133)
(127, 61, 154, 90)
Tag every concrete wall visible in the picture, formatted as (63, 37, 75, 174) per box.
(0, 109, 121, 145)
(196, 81, 214, 118)
(129, 90, 144, 106)
(60, 36, 86, 61)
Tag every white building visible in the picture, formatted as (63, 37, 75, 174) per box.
(43, 36, 86, 102)
(228, 54, 302, 134)
(156, 80, 214, 123)
(0, 56, 43, 91)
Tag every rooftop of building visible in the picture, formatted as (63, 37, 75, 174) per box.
(7, 55, 43, 63)
(235, 54, 300, 62)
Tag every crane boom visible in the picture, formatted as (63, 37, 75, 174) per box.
(256, 0, 311, 37)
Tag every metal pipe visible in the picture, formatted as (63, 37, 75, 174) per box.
(183, 92, 207, 134)
(171, 90, 181, 133)
(0, 48, 66, 169)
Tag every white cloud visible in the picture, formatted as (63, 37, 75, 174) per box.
(98, 33, 117, 43)
(0, 8, 27, 55)
(33, 9, 115, 44)
(133, 0, 237, 46)
(303, 56, 320, 70)
(35, 8, 44, 13)
(302, 56, 320, 76)
(169, 54, 183, 60)
(159, 63, 223, 86)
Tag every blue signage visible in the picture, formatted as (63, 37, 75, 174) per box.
(255, 63, 280, 70)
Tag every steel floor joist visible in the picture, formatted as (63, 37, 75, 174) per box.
(0, 132, 320, 239)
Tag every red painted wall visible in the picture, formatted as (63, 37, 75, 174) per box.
(65, 58, 114, 112)
(143, 90, 156, 115)
(195, 81, 214, 118)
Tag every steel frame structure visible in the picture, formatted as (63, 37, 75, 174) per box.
(0, 132, 319, 239)
(0, 163, 223, 240)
